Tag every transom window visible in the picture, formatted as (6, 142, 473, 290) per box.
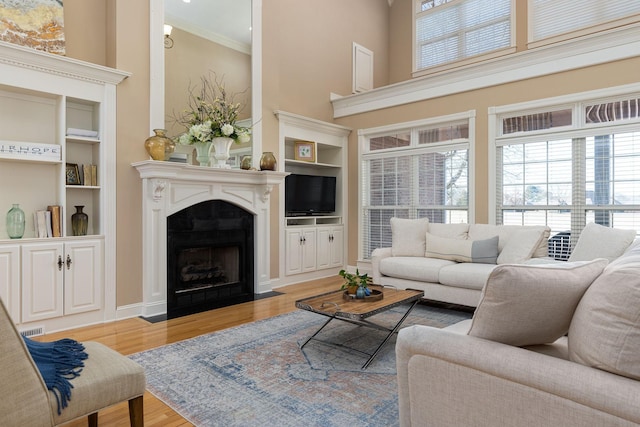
(360, 113, 474, 259)
(413, 0, 513, 74)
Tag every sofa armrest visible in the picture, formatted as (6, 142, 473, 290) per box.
(396, 325, 640, 427)
(371, 247, 393, 284)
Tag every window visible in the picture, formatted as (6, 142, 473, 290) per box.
(360, 114, 473, 259)
(529, 0, 640, 45)
(492, 90, 640, 259)
(414, 0, 513, 73)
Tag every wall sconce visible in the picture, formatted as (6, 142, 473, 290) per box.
(164, 24, 174, 49)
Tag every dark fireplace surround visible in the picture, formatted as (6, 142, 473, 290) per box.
(167, 200, 254, 318)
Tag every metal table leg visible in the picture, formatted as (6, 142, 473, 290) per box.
(361, 299, 420, 369)
(300, 316, 335, 349)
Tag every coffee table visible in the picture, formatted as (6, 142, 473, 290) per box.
(295, 285, 424, 369)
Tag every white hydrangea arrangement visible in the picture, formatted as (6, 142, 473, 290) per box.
(175, 73, 251, 145)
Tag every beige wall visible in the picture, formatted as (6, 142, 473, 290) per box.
(262, 0, 390, 277)
(58, 1, 640, 307)
(64, 1, 149, 306)
(335, 57, 640, 265)
(164, 28, 251, 138)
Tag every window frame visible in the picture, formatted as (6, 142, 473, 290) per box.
(412, 0, 516, 77)
(358, 111, 476, 261)
(489, 82, 640, 254)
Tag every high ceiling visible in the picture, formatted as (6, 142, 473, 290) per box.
(164, 0, 252, 53)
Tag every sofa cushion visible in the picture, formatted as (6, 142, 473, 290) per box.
(391, 217, 430, 257)
(438, 263, 497, 290)
(467, 258, 608, 346)
(468, 224, 550, 260)
(497, 228, 549, 264)
(425, 233, 499, 264)
(378, 256, 455, 283)
(568, 222, 636, 262)
(427, 223, 469, 239)
(568, 243, 640, 380)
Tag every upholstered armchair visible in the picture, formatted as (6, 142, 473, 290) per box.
(0, 298, 146, 426)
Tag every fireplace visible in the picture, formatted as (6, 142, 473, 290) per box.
(167, 200, 254, 318)
(132, 160, 287, 319)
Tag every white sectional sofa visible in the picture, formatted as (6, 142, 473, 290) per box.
(396, 231, 640, 427)
(371, 219, 552, 307)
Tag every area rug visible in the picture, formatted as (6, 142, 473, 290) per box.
(129, 304, 471, 427)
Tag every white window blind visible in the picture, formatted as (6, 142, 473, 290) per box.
(415, 0, 512, 72)
(495, 94, 640, 259)
(361, 119, 471, 260)
(529, 0, 640, 43)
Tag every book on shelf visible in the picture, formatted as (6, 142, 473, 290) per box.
(81, 164, 98, 186)
(47, 205, 62, 237)
(34, 210, 48, 238)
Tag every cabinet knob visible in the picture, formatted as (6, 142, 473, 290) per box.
(66, 254, 72, 270)
(57, 255, 63, 271)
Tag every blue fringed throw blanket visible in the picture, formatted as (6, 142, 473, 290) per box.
(22, 336, 88, 415)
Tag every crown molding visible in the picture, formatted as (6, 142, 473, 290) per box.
(0, 40, 130, 86)
(331, 23, 640, 118)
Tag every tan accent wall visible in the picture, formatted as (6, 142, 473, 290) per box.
(335, 57, 640, 266)
(164, 28, 251, 138)
(64, 1, 150, 306)
(57, 1, 640, 306)
(262, 0, 391, 277)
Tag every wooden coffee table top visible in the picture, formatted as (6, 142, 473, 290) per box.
(295, 285, 424, 321)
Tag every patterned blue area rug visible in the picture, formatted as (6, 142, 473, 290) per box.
(129, 304, 471, 427)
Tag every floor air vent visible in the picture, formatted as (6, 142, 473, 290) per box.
(20, 326, 44, 337)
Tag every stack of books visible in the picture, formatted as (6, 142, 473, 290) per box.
(34, 205, 63, 238)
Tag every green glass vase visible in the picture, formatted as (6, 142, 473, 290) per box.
(6, 204, 25, 239)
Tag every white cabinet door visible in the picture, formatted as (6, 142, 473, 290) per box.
(64, 240, 102, 315)
(22, 242, 64, 322)
(316, 226, 344, 270)
(0, 245, 20, 322)
(301, 228, 317, 273)
(286, 228, 317, 275)
(285, 228, 304, 275)
(329, 226, 344, 268)
(316, 227, 332, 270)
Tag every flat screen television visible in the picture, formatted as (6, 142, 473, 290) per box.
(285, 174, 336, 216)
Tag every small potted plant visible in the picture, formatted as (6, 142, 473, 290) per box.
(340, 269, 371, 298)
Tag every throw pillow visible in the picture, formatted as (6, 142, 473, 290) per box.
(391, 217, 430, 257)
(467, 258, 608, 347)
(568, 222, 636, 262)
(568, 244, 640, 380)
(497, 228, 548, 264)
(425, 233, 499, 264)
(427, 223, 469, 239)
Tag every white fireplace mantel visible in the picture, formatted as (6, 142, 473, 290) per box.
(132, 160, 287, 317)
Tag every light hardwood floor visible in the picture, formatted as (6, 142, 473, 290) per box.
(44, 276, 342, 427)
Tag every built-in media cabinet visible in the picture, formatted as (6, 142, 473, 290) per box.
(275, 111, 351, 284)
(0, 41, 129, 333)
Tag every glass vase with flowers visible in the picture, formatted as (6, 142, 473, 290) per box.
(175, 73, 251, 167)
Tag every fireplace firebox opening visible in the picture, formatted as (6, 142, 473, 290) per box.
(167, 200, 254, 318)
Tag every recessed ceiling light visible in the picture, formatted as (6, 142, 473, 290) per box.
(183, 0, 190, 3)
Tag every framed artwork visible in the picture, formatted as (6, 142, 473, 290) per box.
(294, 141, 316, 162)
(65, 163, 80, 185)
(0, 1, 66, 55)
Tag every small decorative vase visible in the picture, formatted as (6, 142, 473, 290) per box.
(194, 141, 213, 167)
(71, 205, 88, 236)
(259, 152, 277, 171)
(144, 129, 171, 161)
(356, 286, 366, 299)
(240, 155, 252, 170)
(6, 204, 25, 239)
(210, 136, 234, 169)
